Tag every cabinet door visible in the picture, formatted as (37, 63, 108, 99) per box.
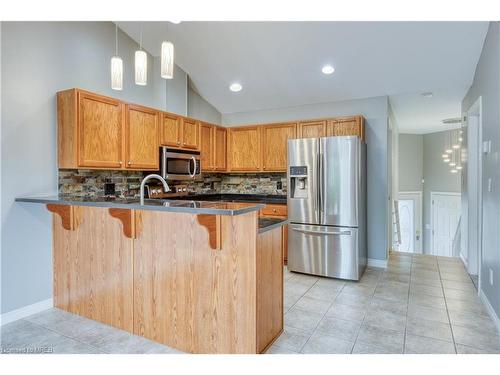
(214, 126, 227, 171)
(200, 122, 214, 171)
(261, 123, 297, 171)
(161, 113, 181, 147)
(78, 91, 124, 168)
(298, 120, 326, 138)
(181, 118, 199, 150)
(327, 116, 364, 140)
(228, 126, 261, 171)
(125, 105, 159, 170)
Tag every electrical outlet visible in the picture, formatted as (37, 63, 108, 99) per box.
(489, 268, 494, 286)
(104, 183, 116, 196)
(488, 178, 492, 192)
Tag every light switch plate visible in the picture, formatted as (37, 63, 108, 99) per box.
(488, 178, 492, 192)
(483, 140, 491, 154)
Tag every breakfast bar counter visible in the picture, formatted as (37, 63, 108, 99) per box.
(16, 196, 285, 354)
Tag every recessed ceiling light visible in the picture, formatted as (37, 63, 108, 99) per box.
(421, 92, 433, 98)
(229, 83, 242, 92)
(170, 20, 182, 24)
(322, 65, 335, 75)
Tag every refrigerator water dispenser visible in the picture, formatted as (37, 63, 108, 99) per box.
(289, 166, 308, 199)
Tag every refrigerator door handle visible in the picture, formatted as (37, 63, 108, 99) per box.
(316, 151, 320, 219)
(290, 226, 352, 236)
(319, 151, 324, 220)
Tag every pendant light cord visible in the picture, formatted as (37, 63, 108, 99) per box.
(115, 24, 118, 56)
(140, 24, 143, 50)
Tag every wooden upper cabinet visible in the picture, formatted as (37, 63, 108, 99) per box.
(327, 116, 365, 141)
(298, 120, 326, 138)
(181, 118, 199, 150)
(214, 126, 227, 171)
(200, 122, 214, 171)
(261, 123, 297, 171)
(125, 105, 159, 170)
(77, 91, 124, 169)
(161, 113, 181, 147)
(228, 126, 261, 172)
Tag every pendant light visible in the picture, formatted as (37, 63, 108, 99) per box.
(161, 22, 174, 79)
(111, 24, 123, 91)
(452, 129, 460, 149)
(445, 131, 452, 154)
(135, 25, 147, 86)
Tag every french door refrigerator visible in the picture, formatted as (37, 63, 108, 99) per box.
(287, 136, 367, 280)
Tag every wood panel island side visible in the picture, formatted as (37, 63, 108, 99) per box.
(17, 197, 286, 354)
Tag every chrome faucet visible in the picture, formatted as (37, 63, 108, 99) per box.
(140, 174, 170, 205)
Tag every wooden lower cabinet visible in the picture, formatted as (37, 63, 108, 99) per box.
(260, 203, 288, 265)
(51, 205, 283, 354)
(256, 227, 284, 353)
(53, 206, 134, 332)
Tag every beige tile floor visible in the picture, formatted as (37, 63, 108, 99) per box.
(1, 252, 499, 354)
(269, 252, 500, 354)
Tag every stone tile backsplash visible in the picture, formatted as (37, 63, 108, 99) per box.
(58, 170, 287, 197)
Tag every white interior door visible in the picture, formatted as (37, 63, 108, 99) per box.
(432, 193, 461, 257)
(397, 192, 422, 253)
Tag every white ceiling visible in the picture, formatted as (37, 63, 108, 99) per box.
(116, 21, 487, 131)
(390, 87, 468, 134)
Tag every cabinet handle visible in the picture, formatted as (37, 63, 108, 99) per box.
(128, 161, 132, 166)
(273, 209, 277, 213)
(119, 161, 123, 165)
(177, 141, 181, 145)
(263, 166, 266, 170)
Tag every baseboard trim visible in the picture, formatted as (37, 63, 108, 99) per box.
(479, 290, 500, 334)
(0, 298, 53, 326)
(367, 258, 387, 269)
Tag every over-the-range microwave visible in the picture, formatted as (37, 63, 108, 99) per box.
(160, 147, 201, 180)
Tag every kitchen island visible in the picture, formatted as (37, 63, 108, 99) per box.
(16, 196, 287, 354)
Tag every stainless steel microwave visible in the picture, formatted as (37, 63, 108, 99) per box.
(160, 147, 201, 180)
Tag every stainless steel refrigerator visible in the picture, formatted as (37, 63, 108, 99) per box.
(287, 136, 367, 280)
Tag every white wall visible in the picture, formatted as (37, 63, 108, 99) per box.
(188, 86, 222, 124)
(398, 134, 424, 192)
(462, 22, 500, 318)
(0, 21, 218, 314)
(222, 96, 389, 262)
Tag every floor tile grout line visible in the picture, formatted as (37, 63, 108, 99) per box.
(295, 278, 345, 353)
(349, 269, 383, 353)
(436, 259, 458, 354)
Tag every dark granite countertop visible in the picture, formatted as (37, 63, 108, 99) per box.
(15, 195, 264, 216)
(166, 193, 287, 205)
(258, 217, 288, 234)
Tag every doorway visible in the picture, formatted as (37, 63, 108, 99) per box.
(397, 192, 422, 253)
(431, 192, 461, 257)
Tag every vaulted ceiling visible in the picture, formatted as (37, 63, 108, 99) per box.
(117, 21, 488, 131)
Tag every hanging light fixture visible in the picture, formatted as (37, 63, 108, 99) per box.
(456, 148, 463, 170)
(161, 41, 174, 79)
(445, 131, 453, 154)
(111, 24, 123, 91)
(452, 129, 460, 149)
(135, 25, 147, 86)
(449, 149, 457, 167)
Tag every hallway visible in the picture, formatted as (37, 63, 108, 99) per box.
(268, 252, 500, 354)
